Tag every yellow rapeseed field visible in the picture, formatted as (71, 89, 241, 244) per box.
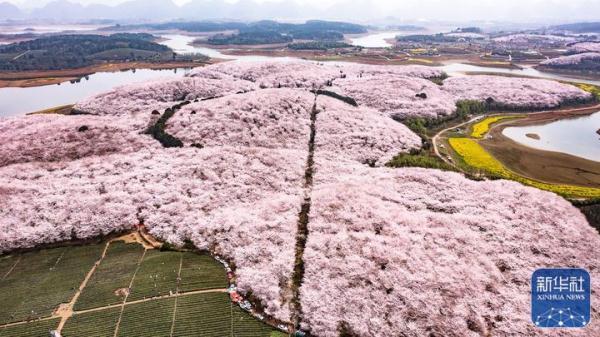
(576, 83, 600, 100)
(449, 138, 600, 199)
(470, 115, 524, 138)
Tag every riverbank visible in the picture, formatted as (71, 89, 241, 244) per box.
(483, 128, 600, 188)
(482, 108, 600, 188)
(0, 60, 210, 88)
(534, 65, 600, 81)
(26, 104, 74, 115)
(439, 104, 600, 190)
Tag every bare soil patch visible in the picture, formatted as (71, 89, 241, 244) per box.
(482, 110, 600, 188)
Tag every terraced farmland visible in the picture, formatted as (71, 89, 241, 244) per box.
(0, 238, 286, 337)
(0, 318, 60, 337)
(0, 244, 104, 324)
(128, 250, 180, 301)
(74, 241, 145, 310)
(62, 307, 121, 337)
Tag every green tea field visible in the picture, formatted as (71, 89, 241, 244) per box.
(0, 239, 286, 337)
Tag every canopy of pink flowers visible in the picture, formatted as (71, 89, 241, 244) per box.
(166, 89, 421, 163)
(493, 34, 577, 44)
(540, 52, 600, 66)
(0, 114, 154, 167)
(300, 158, 600, 337)
(189, 61, 445, 88)
(442, 75, 592, 108)
(0, 147, 305, 322)
(74, 76, 257, 126)
(330, 74, 457, 119)
(1, 61, 599, 336)
(568, 42, 600, 53)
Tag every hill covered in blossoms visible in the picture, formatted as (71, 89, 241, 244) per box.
(0, 60, 598, 337)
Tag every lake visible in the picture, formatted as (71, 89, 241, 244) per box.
(0, 68, 190, 116)
(2, 33, 600, 117)
(439, 63, 600, 87)
(159, 34, 296, 62)
(502, 111, 600, 162)
(349, 31, 403, 48)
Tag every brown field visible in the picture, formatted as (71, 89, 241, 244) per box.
(481, 109, 600, 188)
(27, 104, 74, 115)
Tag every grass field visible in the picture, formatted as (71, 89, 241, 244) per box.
(0, 240, 287, 337)
(449, 137, 600, 198)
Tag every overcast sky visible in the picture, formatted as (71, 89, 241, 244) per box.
(5, 0, 600, 22)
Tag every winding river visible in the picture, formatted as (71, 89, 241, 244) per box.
(1, 33, 600, 117)
(502, 111, 600, 162)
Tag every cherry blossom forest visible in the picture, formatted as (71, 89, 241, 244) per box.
(1, 60, 599, 337)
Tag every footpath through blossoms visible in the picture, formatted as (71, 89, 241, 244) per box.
(0, 60, 598, 337)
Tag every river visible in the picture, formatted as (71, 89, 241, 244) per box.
(502, 111, 600, 162)
(0, 68, 190, 116)
(1, 33, 600, 117)
(348, 31, 405, 48)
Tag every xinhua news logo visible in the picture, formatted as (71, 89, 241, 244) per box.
(531, 268, 590, 328)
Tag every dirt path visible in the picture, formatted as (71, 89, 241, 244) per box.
(431, 115, 484, 168)
(12, 51, 31, 61)
(432, 103, 600, 171)
(1, 256, 21, 281)
(71, 288, 228, 316)
(113, 248, 147, 337)
(55, 241, 111, 332)
(1, 287, 228, 330)
(289, 94, 319, 330)
(169, 255, 184, 337)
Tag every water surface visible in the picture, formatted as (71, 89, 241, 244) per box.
(2, 34, 600, 117)
(502, 111, 600, 162)
(349, 31, 403, 48)
(160, 34, 296, 62)
(0, 68, 190, 117)
(439, 63, 600, 86)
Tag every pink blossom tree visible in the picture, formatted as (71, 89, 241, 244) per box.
(330, 74, 456, 119)
(300, 158, 600, 337)
(442, 75, 592, 109)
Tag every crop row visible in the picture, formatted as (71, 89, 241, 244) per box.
(0, 244, 104, 324)
(75, 241, 145, 310)
(177, 253, 228, 293)
(117, 297, 176, 337)
(62, 307, 121, 337)
(62, 292, 281, 337)
(0, 318, 60, 337)
(127, 250, 180, 301)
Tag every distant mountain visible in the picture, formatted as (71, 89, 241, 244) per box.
(115, 0, 180, 20)
(14, 0, 325, 22)
(551, 22, 600, 33)
(30, 0, 89, 20)
(0, 2, 24, 20)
